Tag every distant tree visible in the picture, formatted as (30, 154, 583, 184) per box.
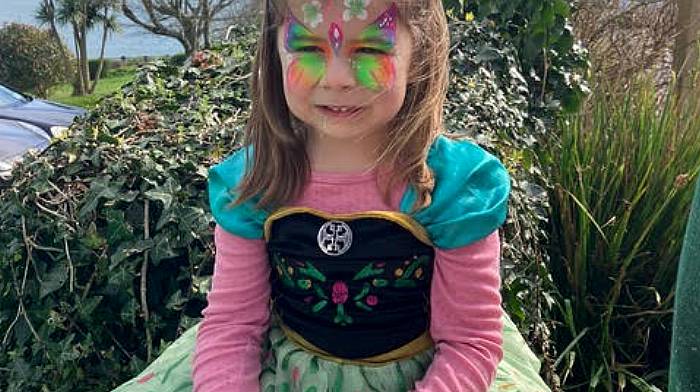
(673, 0, 700, 98)
(120, 0, 239, 56)
(36, 0, 120, 96)
(0, 23, 72, 97)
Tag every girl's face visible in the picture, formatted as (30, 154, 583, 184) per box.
(277, 0, 412, 144)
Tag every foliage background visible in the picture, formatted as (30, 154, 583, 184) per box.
(0, 1, 589, 390)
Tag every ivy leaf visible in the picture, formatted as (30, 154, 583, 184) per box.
(40, 264, 68, 299)
(110, 239, 155, 268)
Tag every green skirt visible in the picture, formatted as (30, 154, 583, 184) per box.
(112, 313, 550, 392)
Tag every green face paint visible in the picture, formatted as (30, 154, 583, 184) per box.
(285, 13, 328, 89)
(283, 3, 399, 91)
(350, 3, 398, 90)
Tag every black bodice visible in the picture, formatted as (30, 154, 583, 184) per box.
(266, 210, 435, 359)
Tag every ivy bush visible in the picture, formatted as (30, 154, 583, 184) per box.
(445, 19, 558, 387)
(0, 25, 257, 391)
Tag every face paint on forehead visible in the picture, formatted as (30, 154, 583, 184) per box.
(329, 22, 343, 55)
(358, 3, 397, 48)
(283, 2, 399, 92)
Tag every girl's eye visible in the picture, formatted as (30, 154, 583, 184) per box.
(297, 46, 323, 53)
(355, 47, 389, 55)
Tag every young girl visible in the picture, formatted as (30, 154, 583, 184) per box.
(113, 1, 550, 391)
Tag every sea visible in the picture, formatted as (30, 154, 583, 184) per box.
(0, 0, 208, 59)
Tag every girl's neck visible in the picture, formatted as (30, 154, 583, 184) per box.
(308, 131, 386, 173)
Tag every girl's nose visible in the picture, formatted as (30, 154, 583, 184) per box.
(319, 56, 356, 90)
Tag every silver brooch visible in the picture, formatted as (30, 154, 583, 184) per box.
(317, 220, 353, 256)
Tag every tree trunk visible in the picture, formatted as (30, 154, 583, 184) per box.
(79, 24, 90, 97)
(673, 0, 700, 98)
(203, 0, 211, 49)
(90, 13, 110, 94)
(72, 23, 86, 96)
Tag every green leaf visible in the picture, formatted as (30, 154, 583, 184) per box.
(110, 239, 155, 268)
(39, 264, 68, 299)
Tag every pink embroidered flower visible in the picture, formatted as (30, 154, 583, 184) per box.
(137, 372, 155, 384)
(332, 281, 349, 304)
(292, 366, 301, 383)
(366, 295, 378, 306)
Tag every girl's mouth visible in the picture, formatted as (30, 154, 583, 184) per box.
(316, 105, 364, 118)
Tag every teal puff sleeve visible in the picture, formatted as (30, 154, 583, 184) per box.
(207, 147, 268, 239)
(399, 135, 511, 249)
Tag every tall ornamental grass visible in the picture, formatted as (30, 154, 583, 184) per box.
(547, 79, 700, 391)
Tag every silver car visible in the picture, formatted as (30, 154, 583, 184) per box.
(0, 119, 52, 179)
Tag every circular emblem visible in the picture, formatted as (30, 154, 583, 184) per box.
(317, 220, 353, 256)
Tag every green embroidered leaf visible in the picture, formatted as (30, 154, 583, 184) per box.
(353, 263, 384, 280)
(395, 362, 407, 391)
(353, 283, 370, 301)
(279, 382, 291, 392)
(297, 279, 312, 290)
(312, 300, 328, 312)
(332, 366, 344, 392)
(313, 284, 328, 299)
(305, 387, 318, 392)
(309, 357, 320, 374)
(355, 301, 372, 311)
(394, 279, 416, 288)
(281, 348, 302, 371)
(372, 278, 389, 287)
(337, 303, 345, 317)
(402, 259, 421, 278)
(299, 261, 326, 282)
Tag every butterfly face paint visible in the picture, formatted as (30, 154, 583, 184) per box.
(350, 3, 397, 91)
(283, 2, 398, 92)
(285, 13, 328, 89)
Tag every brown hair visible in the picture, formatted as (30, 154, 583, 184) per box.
(235, 0, 450, 211)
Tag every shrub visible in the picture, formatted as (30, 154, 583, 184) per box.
(0, 36, 256, 391)
(168, 53, 189, 67)
(0, 23, 72, 97)
(547, 78, 700, 390)
(444, 0, 590, 119)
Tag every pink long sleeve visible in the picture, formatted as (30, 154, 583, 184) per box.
(192, 226, 271, 392)
(414, 231, 504, 391)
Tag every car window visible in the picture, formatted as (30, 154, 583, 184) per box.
(0, 84, 28, 107)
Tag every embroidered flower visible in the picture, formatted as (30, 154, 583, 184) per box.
(137, 372, 155, 384)
(302, 1, 324, 28)
(366, 295, 378, 306)
(292, 366, 301, 383)
(343, 0, 370, 22)
(331, 281, 349, 304)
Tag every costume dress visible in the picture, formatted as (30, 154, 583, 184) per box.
(112, 135, 551, 392)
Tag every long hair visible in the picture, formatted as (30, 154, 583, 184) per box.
(235, 0, 450, 212)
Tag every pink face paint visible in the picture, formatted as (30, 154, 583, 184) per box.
(328, 22, 343, 55)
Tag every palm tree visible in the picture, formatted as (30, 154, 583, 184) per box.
(36, 0, 120, 96)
